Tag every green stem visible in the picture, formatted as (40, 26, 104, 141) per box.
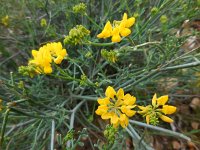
(129, 120, 191, 141)
(161, 61, 200, 71)
(0, 108, 10, 147)
(70, 94, 98, 101)
(83, 41, 115, 47)
(7, 99, 28, 107)
(126, 125, 154, 150)
(10, 107, 54, 119)
(50, 120, 55, 150)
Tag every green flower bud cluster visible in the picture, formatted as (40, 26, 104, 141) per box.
(73, 3, 87, 14)
(80, 74, 88, 86)
(64, 25, 90, 45)
(103, 125, 118, 144)
(149, 112, 159, 126)
(17, 81, 24, 89)
(101, 49, 117, 63)
(18, 65, 38, 78)
(85, 51, 93, 58)
(63, 129, 75, 142)
(40, 18, 47, 27)
(151, 7, 159, 15)
(160, 15, 168, 24)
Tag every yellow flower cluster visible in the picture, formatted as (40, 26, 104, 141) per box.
(95, 86, 136, 128)
(29, 42, 67, 74)
(138, 94, 177, 125)
(96, 86, 177, 128)
(97, 13, 135, 43)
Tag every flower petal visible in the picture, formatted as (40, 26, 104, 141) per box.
(105, 86, 116, 99)
(44, 66, 52, 74)
(121, 105, 136, 117)
(160, 115, 174, 123)
(157, 95, 168, 106)
(101, 112, 112, 120)
(146, 115, 150, 124)
(117, 88, 124, 100)
(152, 93, 157, 107)
(110, 113, 119, 124)
(97, 97, 110, 105)
(124, 94, 136, 105)
(95, 105, 108, 115)
(97, 21, 112, 38)
(120, 28, 131, 37)
(137, 105, 151, 114)
(162, 105, 176, 115)
(112, 34, 121, 43)
(122, 13, 128, 20)
(119, 114, 129, 128)
(125, 17, 135, 28)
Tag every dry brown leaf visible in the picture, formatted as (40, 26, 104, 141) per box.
(190, 97, 200, 110)
(191, 121, 199, 129)
(187, 141, 199, 150)
(172, 140, 181, 150)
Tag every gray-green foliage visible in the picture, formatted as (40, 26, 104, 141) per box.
(0, 0, 200, 149)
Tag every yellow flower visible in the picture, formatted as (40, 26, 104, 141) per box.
(138, 93, 176, 125)
(95, 86, 136, 128)
(46, 42, 67, 64)
(97, 13, 136, 43)
(97, 21, 112, 39)
(29, 46, 53, 74)
(28, 42, 67, 74)
(1, 15, 9, 27)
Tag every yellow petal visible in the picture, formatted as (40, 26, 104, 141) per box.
(146, 115, 150, 124)
(121, 105, 136, 117)
(97, 21, 112, 38)
(95, 105, 108, 115)
(157, 95, 168, 106)
(105, 86, 116, 99)
(122, 13, 128, 20)
(44, 66, 52, 74)
(54, 56, 63, 64)
(152, 93, 157, 107)
(119, 114, 129, 128)
(125, 17, 135, 28)
(60, 49, 67, 57)
(115, 99, 123, 107)
(104, 21, 112, 30)
(112, 34, 121, 42)
(160, 115, 173, 123)
(137, 105, 151, 114)
(32, 50, 38, 58)
(111, 113, 119, 124)
(97, 33, 104, 38)
(102, 30, 112, 38)
(120, 28, 131, 37)
(101, 112, 112, 119)
(117, 88, 124, 100)
(126, 109, 136, 117)
(112, 121, 119, 128)
(97, 97, 110, 105)
(162, 105, 176, 115)
(124, 94, 136, 105)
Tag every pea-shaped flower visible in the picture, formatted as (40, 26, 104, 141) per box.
(95, 86, 137, 128)
(138, 94, 177, 125)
